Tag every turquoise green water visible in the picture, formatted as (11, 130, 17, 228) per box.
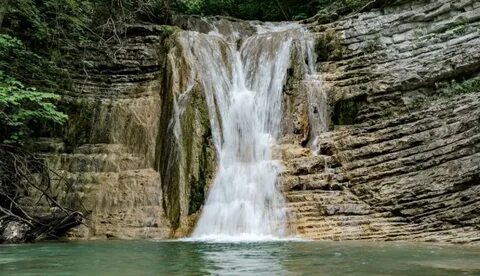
(1, 240, 479, 275)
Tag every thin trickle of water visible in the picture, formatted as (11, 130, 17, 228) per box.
(303, 36, 329, 153)
(171, 21, 324, 241)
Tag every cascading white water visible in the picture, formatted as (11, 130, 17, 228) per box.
(172, 22, 322, 241)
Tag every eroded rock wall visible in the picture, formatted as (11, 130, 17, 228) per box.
(33, 25, 215, 239)
(32, 0, 480, 243)
(156, 34, 216, 235)
(282, 0, 480, 243)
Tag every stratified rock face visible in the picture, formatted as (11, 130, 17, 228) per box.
(32, 0, 480, 243)
(282, 0, 480, 243)
(30, 26, 170, 239)
(31, 25, 216, 239)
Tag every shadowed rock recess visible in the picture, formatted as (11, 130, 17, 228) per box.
(34, 0, 479, 243)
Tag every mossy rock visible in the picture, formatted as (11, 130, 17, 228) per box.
(332, 94, 367, 125)
(315, 29, 345, 62)
(441, 77, 480, 97)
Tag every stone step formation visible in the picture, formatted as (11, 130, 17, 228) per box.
(278, 144, 415, 241)
(279, 93, 480, 243)
(28, 139, 170, 240)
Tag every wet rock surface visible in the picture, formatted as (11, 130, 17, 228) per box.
(30, 0, 480, 242)
(282, 0, 480, 243)
(29, 25, 214, 239)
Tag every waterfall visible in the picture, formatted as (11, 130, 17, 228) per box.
(172, 21, 320, 241)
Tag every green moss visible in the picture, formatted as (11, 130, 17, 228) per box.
(441, 77, 480, 97)
(161, 26, 182, 37)
(315, 29, 345, 62)
(453, 24, 468, 36)
(432, 17, 469, 35)
(414, 30, 424, 40)
(158, 80, 215, 226)
(315, 38, 330, 61)
(362, 34, 381, 54)
(61, 98, 99, 149)
(188, 128, 213, 215)
(185, 86, 215, 215)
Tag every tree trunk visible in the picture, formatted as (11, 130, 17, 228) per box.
(0, 0, 9, 29)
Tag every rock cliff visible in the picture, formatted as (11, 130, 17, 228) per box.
(282, 0, 480, 243)
(31, 25, 215, 239)
(33, 0, 480, 243)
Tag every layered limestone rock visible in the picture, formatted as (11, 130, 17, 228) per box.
(282, 0, 480, 243)
(30, 0, 480, 243)
(30, 25, 215, 239)
(28, 26, 169, 239)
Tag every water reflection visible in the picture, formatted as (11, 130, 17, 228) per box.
(1, 241, 480, 275)
(197, 242, 288, 275)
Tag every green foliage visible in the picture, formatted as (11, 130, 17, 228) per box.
(1, 0, 96, 91)
(91, 0, 173, 26)
(0, 33, 21, 49)
(0, 72, 67, 144)
(0, 34, 63, 89)
(4, 0, 93, 47)
(176, 0, 323, 21)
(179, 0, 210, 15)
(174, 0, 373, 23)
(161, 25, 182, 36)
(292, 13, 309, 21)
(314, 0, 373, 23)
(442, 77, 480, 97)
(342, 0, 368, 10)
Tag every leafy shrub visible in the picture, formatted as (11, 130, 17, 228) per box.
(362, 34, 382, 54)
(0, 33, 65, 90)
(0, 72, 67, 144)
(3, 0, 93, 47)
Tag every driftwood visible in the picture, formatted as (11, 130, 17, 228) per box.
(0, 144, 84, 243)
(29, 211, 84, 241)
